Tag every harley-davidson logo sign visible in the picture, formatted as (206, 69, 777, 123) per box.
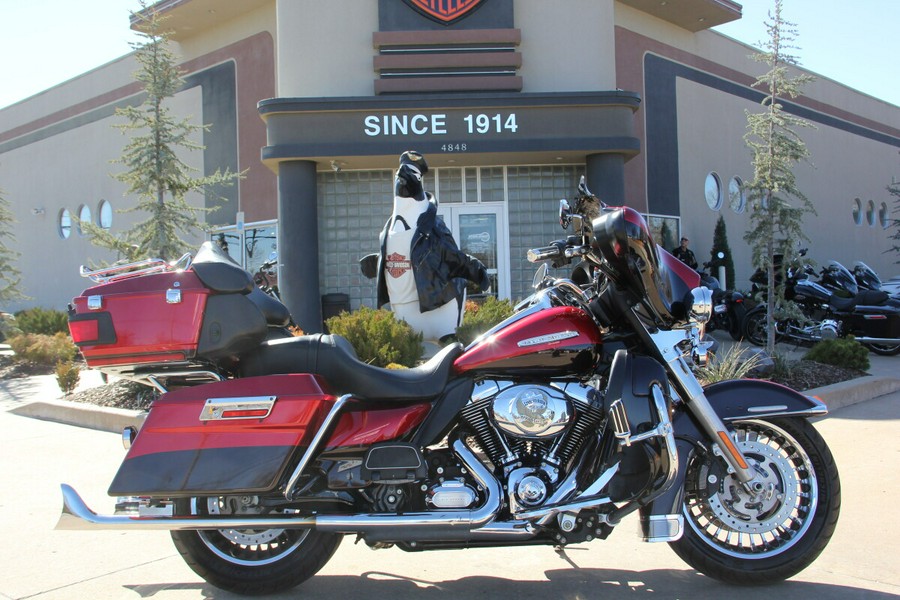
(403, 0, 486, 25)
(385, 252, 412, 278)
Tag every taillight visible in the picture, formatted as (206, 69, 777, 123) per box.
(68, 312, 116, 346)
(69, 319, 99, 344)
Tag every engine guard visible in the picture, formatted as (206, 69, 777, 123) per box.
(638, 379, 826, 533)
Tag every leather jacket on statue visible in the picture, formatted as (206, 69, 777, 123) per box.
(375, 197, 488, 313)
(375, 151, 488, 320)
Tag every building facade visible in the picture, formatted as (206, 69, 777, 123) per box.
(1, 0, 898, 333)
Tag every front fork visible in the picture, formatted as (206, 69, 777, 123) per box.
(651, 329, 761, 492)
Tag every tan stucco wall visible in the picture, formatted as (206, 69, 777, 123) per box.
(676, 76, 899, 289)
(515, 0, 616, 93)
(275, 0, 378, 98)
(0, 87, 206, 311)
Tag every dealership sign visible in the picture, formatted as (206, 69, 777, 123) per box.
(403, 0, 486, 24)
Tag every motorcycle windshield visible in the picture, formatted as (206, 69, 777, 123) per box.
(853, 261, 881, 289)
(591, 206, 699, 327)
(827, 260, 858, 295)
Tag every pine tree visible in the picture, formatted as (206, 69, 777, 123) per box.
(84, 1, 241, 262)
(742, 0, 816, 354)
(888, 176, 900, 261)
(0, 187, 24, 303)
(709, 215, 735, 290)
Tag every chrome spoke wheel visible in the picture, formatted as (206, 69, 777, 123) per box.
(683, 420, 817, 559)
(171, 495, 342, 595)
(195, 496, 308, 566)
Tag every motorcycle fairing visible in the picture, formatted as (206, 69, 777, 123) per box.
(591, 207, 699, 328)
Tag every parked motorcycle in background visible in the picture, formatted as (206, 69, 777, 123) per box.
(59, 177, 840, 595)
(742, 255, 900, 355)
(253, 251, 280, 300)
(696, 255, 746, 341)
(852, 260, 884, 292)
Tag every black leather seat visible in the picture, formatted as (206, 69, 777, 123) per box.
(239, 334, 463, 401)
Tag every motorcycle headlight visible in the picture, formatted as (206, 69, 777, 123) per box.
(688, 287, 713, 325)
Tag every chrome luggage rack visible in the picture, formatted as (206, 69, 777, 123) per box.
(79, 253, 193, 284)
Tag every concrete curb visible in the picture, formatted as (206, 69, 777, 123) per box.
(10, 398, 146, 433)
(804, 375, 900, 413)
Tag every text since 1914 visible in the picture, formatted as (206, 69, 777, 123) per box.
(363, 113, 518, 143)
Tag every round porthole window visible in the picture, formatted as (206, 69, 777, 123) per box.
(705, 172, 722, 211)
(97, 199, 113, 230)
(58, 208, 72, 239)
(852, 198, 862, 225)
(866, 200, 876, 227)
(728, 176, 745, 214)
(880, 202, 890, 229)
(77, 204, 91, 236)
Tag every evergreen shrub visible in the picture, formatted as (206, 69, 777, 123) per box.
(805, 337, 870, 371)
(8, 332, 78, 365)
(456, 296, 515, 345)
(14, 307, 70, 335)
(325, 306, 423, 368)
(56, 360, 81, 395)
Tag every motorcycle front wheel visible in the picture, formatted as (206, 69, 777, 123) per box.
(741, 307, 783, 347)
(670, 417, 840, 585)
(170, 497, 342, 596)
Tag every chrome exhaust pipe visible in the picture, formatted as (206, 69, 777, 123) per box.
(57, 439, 504, 541)
(56, 484, 316, 531)
(853, 337, 900, 345)
(313, 439, 503, 541)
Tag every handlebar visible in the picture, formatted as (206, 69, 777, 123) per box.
(527, 242, 565, 263)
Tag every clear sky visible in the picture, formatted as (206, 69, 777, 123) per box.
(0, 0, 898, 109)
(712, 0, 900, 108)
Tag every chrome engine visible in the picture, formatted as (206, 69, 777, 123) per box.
(783, 318, 841, 342)
(462, 380, 606, 513)
(492, 385, 572, 438)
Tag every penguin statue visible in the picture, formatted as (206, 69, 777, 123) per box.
(372, 151, 489, 342)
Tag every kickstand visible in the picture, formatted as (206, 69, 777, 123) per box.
(554, 545, 579, 569)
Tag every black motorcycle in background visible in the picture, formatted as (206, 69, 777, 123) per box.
(696, 255, 746, 341)
(742, 255, 900, 355)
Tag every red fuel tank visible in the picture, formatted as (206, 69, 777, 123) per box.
(454, 306, 602, 377)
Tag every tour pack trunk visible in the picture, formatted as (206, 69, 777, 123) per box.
(68, 264, 269, 376)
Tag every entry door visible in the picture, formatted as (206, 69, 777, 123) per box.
(437, 204, 509, 300)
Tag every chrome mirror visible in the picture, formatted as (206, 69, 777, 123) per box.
(559, 199, 572, 229)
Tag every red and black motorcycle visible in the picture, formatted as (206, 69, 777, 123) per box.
(59, 179, 840, 595)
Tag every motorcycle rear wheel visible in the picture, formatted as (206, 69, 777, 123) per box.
(863, 342, 900, 356)
(170, 497, 342, 596)
(670, 417, 840, 585)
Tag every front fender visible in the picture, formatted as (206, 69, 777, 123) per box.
(673, 379, 826, 442)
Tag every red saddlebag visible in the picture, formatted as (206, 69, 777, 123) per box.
(108, 375, 336, 497)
